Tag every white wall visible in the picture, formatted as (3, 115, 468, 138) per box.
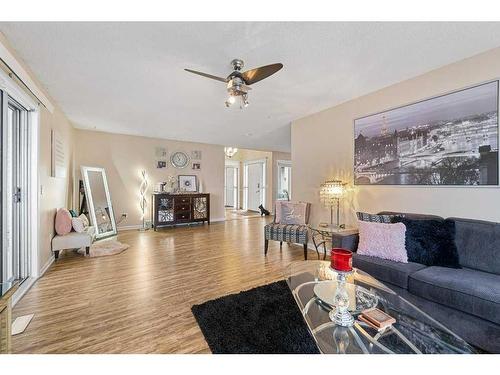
(0, 32, 75, 273)
(292, 47, 500, 228)
(75, 129, 226, 227)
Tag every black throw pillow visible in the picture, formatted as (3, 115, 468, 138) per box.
(391, 217, 461, 268)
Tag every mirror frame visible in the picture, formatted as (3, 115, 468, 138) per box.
(81, 166, 117, 239)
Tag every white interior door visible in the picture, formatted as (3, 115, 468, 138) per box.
(246, 162, 264, 212)
(224, 166, 238, 208)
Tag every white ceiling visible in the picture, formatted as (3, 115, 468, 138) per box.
(1, 22, 500, 152)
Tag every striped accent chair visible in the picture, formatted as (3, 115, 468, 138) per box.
(264, 201, 311, 260)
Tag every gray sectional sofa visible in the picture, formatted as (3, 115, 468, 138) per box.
(344, 211, 500, 353)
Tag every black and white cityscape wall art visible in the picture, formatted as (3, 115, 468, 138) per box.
(354, 81, 499, 186)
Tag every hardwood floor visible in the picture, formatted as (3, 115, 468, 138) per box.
(12, 217, 314, 353)
(224, 208, 262, 221)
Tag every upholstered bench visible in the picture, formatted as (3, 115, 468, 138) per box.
(52, 226, 96, 259)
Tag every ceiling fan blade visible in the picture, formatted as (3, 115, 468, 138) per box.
(184, 69, 227, 83)
(241, 63, 283, 85)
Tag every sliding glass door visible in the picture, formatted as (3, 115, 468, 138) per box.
(1, 92, 30, 284)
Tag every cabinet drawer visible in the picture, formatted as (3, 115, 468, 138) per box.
(175, 212, 191, 221)
(175, 204, 191, 212)
(175, 197, 191, 204)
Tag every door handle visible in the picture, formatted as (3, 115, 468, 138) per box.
(13, 187, 22, 203)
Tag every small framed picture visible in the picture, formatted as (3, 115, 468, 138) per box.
(155, 146, 167, 158)
(157, 160, 167, 169)
(192, 162, 201, 170)
(191, 150, 202, 160)
(178, 175, 197, 192)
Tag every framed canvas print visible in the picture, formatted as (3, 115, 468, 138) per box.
(51, 129, 66, 178)
(192, 162, 201, 170)
(191, 150, 202, 160)
(354, 80, 499, 186)
(178, 175, 197, 192)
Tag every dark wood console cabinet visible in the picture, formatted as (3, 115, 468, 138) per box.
(152, 193, 210, 230)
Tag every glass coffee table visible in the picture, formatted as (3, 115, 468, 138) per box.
(287, 261, 476, 354)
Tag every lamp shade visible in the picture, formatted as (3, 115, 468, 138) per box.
(320, 180, 346, 207)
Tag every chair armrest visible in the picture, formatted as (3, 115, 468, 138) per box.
(331, 230, 359, 252)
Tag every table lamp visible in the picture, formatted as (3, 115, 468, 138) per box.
(320, 180, 346, 229)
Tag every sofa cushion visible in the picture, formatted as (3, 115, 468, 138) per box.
(447, 217, 500, 275)
(353, 253, 426, 289)
(409, 267, 500, 325)
(391, 217, 460, 268)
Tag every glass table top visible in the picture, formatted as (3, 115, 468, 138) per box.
(286, 261, 476, 354)
(308, 225, 358, 235)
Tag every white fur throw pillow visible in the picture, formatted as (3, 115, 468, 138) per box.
(79, 214, 90, 228)
(72, 217, 85, 233)
(357, 220, 408, 263)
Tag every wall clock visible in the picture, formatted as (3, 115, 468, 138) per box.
(170, 151, 190, 169)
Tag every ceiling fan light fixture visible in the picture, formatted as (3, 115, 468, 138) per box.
(225, 95, 236, 107)
(185, 58, 282, 110)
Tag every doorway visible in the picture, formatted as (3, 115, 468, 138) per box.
(276, 160, 292, 201)
(224, 160, 239, 209)
(0, 69, 39, 302)
(1, 94, 31, 283)
(244, 159, 266, 212)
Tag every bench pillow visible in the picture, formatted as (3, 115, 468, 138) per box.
(55, 208, 72, 235)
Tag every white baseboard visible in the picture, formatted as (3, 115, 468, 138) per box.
(39, 254, 55, 276)
(211, 217, 226, 223)
(117, 224, 142, 232)
(119, 219, 223, 231)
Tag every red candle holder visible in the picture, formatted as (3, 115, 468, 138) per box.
(331, 248, 353, 272)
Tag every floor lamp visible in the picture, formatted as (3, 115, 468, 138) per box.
(139, 170, 148, 231)
(320, 180, 346, 229)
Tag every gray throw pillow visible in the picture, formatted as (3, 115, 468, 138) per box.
(281, 205, 304, 225)
(356, 212, 394, 224)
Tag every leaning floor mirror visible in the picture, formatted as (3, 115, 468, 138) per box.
(81, 166, 117, 239)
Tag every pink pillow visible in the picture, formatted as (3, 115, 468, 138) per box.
(281, 202, 307, 225)
(55, 208, 72, 235)
(357, 220, 408, 263)
(274, 201, 283, 223)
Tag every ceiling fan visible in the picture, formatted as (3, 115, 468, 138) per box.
(184, 59, 283, 109)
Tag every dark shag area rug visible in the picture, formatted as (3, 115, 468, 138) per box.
(191, 280, 320, 354)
